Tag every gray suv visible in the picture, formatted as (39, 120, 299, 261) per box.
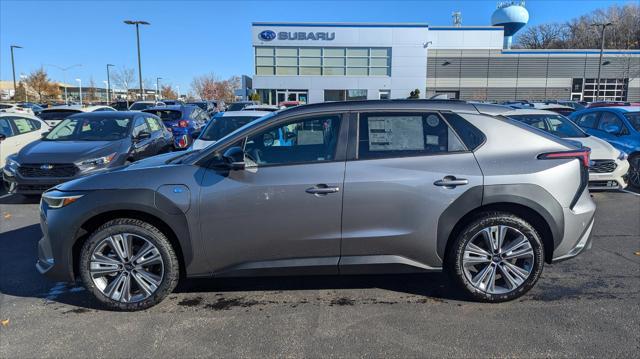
(36, 100, 596, 310)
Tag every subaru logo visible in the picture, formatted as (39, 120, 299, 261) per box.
(258, 30, 276, 41)
(40, 164, 54, 170)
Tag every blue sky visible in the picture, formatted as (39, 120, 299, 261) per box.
(0, 0, 631, 93)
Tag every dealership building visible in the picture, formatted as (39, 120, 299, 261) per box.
(251, 22, 640, 104)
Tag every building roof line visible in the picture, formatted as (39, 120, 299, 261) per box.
(252, 22, 429, 28)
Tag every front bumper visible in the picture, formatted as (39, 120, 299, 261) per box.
(3, 169, 70, 194)
(36, 198, 78, 281)
(588, 159, 629, 190)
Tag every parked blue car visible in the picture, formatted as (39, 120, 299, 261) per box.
(569, 106, 640, 187)
(142, 105, 209, 149)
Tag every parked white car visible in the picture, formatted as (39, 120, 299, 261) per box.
(191, 110, 272, 150)
(129, 101, 165, 111)
(0, 103, 35, 115)
(0, 113, 50, 168)
(38, 105, 116, 127)
(502, 109, 630, 190)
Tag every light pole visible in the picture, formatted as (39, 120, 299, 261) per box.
(124, 20, 150, 101)
(45, 64, 81, 105)
(106, 63, 115, 103)
(76, 78, 82, 106)
(156, 77, 162, 100)
(591, 22, 613, 102)
(20, 74, 27, 102)
(103, 80, 109, 103)
(176, 85, 180, 99)
(10, 45, 22, 98)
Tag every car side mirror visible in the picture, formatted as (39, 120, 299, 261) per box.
(603, 124, 621, 135)
(41, 131, 49, 137)
(191, 130, 201, 139)
(0, 134, 6, 142)
(135, 132, 151, 141)
(222, 146, 245, 170)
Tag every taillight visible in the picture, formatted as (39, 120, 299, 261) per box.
(538, 148, 591, 168)
(178, 120, 188, 128)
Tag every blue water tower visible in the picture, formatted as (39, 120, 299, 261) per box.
(491, 1, 529, 49)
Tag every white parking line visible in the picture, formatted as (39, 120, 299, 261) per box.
(621, 189, 640, 196)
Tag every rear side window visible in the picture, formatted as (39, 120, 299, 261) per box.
(357, 112, 466, 160)
(12, 117, 37, 134)
(441, 112, 485, 150)
(576, 112, 599, 128)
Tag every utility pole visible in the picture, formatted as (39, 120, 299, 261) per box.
(124, 20, 150, 101)
(591, 22, 613, 102)
(10, 45, 22, 98)
(106, 64, 115, 103)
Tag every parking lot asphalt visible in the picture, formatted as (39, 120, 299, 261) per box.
(0, 190, 638, 358)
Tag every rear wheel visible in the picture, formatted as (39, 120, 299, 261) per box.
(446, 212, 544, 302)
(79, 218, 179, 311)
(627, 154, 640, 188)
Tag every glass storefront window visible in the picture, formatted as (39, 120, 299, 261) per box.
(324, 67, 345, 76)
(300, 48, 321, 57)
(300, 57, 321, 66)
(276, 57, 297, 66)
(256, 67, 275, 75)
(276, 67, 298, 75)
(347, 48, 368, 57)
(276, 47, 297, 56)
(300, 67, 321, 75)
(324, 48, 345, 57)
(346, 67, 368, 76)
(256, 57, 274, 66)
(347, 58, 368, 67)
(324, 58, 345, 67)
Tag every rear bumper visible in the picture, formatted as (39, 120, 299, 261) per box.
(551, 188, 597, 262)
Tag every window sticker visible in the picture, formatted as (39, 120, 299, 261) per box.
(368, 116, 424, 151)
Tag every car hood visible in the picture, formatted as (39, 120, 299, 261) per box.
(568, 136, 620, 160)
(17, 139, 126, 164)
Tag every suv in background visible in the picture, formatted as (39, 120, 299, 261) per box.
(36, 100, 595, 310)
(142, 105, 208, 149)
(3, 111, 172, 195)
(570, 106, 640, 187)
(38, 105, 116, 127)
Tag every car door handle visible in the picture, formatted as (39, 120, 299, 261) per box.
(306, 184, 340, 195)
(434, 176, 469, 188)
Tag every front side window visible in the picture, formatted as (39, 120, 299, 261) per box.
(358, 113, 466, 160)
(244, 115, 341, 166)
(598, 112, 625, 132)
(623, 112, 640, 132)
(509, 114, 587, 138)
(576, 112, 600, 129)
(132, 117, 149, 137)
(44, 116, 132, 141)
(0, 119, 14, 137)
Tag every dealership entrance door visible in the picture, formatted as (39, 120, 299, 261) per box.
(276, 90, 308, 104)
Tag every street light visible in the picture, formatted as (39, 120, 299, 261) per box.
(106, 64, 115, 103)
(124, 20, 150, 101)
(103, 80, 109, 103)
(45, 64, 82, 105)
(591, 22, 613, 101)
(20, 74, 27, 102)
(10, 45, 22, 98)
(156, 77, 162, 100)
(176, 85, 180, 99)
(76, 78, 82, 106)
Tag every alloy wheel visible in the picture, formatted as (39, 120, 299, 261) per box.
(462, 225, 535, 295)
(89, 233, 164, 303)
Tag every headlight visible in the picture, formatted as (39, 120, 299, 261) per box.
(617, 151, 628, 161)
(41, 193, 84, 209)
(74, 152, 117, 172)
(5, 155, 19, 173)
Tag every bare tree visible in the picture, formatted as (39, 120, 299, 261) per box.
(160, 85, 178, 99)
(191, 73, 219, 100)
(86, 77, 98, 103)
(516, 3, 639, 49)
(24, 67, 60, 102)
(112, 67, 136, 100)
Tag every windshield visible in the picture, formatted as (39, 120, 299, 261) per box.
(44, 116, 132, 141)
(199, 115, 263, 141)
(508, 114, 587, 138)
(39, 110, 81, 123)
(129, 103, 154, 111)
(624, 112, 640, 131)
(142, 109, 183, 121)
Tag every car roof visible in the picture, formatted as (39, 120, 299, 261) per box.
(144, 104, 196, 111)
(220, 110, 273, 117)
(578, 106, 639, 113)
(40, 105, 114, 112)
(0, 112, 42, 120)
(67, 111, 141, 118)
(496, 109, 561, 116)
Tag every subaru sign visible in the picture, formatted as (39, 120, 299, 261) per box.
(258, 30, 335, 41)
(258, 30, 276, 41)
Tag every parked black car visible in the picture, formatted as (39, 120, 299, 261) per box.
(3, 111, 173, 195)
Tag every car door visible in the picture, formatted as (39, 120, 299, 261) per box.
(130, 116, 154, 161)
(0, 118, 18, 168)
(0, 116, 38, 164)
(340, 111, 484, 272)
(592, 111, 631, 151)
(198, 113, 348, 275)
(144, 116, 165, 154)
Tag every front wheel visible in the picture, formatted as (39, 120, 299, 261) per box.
(446, 212, 544, 302)
(79, 218, 180, 311)
(627, 154, 640, 188)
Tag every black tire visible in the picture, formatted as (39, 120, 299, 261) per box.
(79, 218, 180, 311)
(445, 211, 544, 302)
(627, 154, 640, 188)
